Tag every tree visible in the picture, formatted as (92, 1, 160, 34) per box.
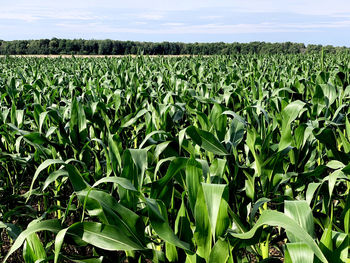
(0, 39, 348, 55)
(49, 38, 59, 54)
(98, 39, 113, 55)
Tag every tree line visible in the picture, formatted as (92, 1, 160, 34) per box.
(0, 38, 348, 55)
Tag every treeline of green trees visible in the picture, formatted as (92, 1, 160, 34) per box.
(0, 38, 349, 55)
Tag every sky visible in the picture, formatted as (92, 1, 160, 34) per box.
(1, 0, 350, 46)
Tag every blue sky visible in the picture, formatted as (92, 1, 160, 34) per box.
(1, 0, 350, 46)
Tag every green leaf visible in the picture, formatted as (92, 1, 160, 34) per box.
(128, 148, 148, 190)
(284, 201, 315, 242)
(326, 160, 345, 169)
(54, 228, 69, 263)
(23, 233, 47, 263)
(215, 190, 231, 238)
(346, 116, 350, 141)
(23, 132, 49, 145)
(151, 157, 188, 199)
(326, 170, 343, 202)
(139, 130, 168, 149)
(175, 194, 193, 246)
(320, 227, 333, 254)
(65, 164, 90, 192)
(230, 210, 328, 263)
(185, 159, 203, 213)
(294, 124, 307, 149)
(279, 124, 293, 152)
(3, 220, 62, 263)
(281, 100, 306, 129)
(76, 188, 145, 246)
(226, 117, 245, 148)
(108, 134, 122, 175)
(331, 231, 349, 261)
(209, 103, 227, 141)
(209, 158, 226, 180)
(28, 159, 65, 202)
(338, 129, 350, 153)
(70, 97, 87, 147)
(285, 242, 314, 263)
(202, 183, 226, 241)
(320, 84, 337, 108)
(165, 242, 178, 262)
(194, 185, 211, 261)
(145, 198, 191, 251)
(279, 100, 306, 151)
(0, 222, 21, 240)
(209, 238, 230, 263)
(92, 177, 137, 191)
(186, 126, 228, 155)
(306, 183, 321, 206)
(250, 198, 270, 224)
(43, 169, 68, 191)
(121, 109, 148, 128)
(341, 194, 350, 234)
(68, 222, 145, 251)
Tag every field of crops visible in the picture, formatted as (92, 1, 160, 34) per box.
(0, 54, 349, 263)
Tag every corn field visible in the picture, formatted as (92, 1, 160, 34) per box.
(0, 54, 349, 262)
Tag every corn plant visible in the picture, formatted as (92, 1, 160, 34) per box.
(0, 54, 349, 263)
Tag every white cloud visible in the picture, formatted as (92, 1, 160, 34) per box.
(53, 19, 350, 36)
(0, 13, 40, 22)
(3, 0, 350, 15)
(1, 0, 350, 45)
(162, 23, 185, 26)
(289, 0, 350, 16)
(0, 8, 99, 22)
(41, 11, 99, 21)
(138, 14, 164, 20)
(199, 15, 223, 20)
(3, 0, 350, 25)
(216, 0, 350, 16)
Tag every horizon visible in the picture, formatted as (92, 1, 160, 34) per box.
(1, 39, 349, 49)
(1, 0, 350, 47)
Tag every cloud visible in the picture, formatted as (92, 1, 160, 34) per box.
(0, 9, 99, 22)
(138, 14, 164, 20)
(199, 15, 223, 20)
(1, 0, 350, 46)
(41, 11, 99, 21)
(134, 21, 147, 25)
(3, 0, 350, 17)
(329, 14, 350, 18)
(0, 13, 40, 22)
(53, 18, 350, 36)
(170, 23, 314, 34)
(161, 23, 185, 26)
(51, 22, 309, 35)
(286, 21, 350, 29)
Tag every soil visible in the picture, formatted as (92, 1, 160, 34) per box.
(1, 228, 23, 263)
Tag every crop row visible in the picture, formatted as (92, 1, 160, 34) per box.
(0, 55, 349, 262)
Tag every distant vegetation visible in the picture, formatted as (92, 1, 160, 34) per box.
(0, 38, 349, 55)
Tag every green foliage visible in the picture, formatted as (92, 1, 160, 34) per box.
(1, 54, 350, 262)
(1, 39, 349, 55)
